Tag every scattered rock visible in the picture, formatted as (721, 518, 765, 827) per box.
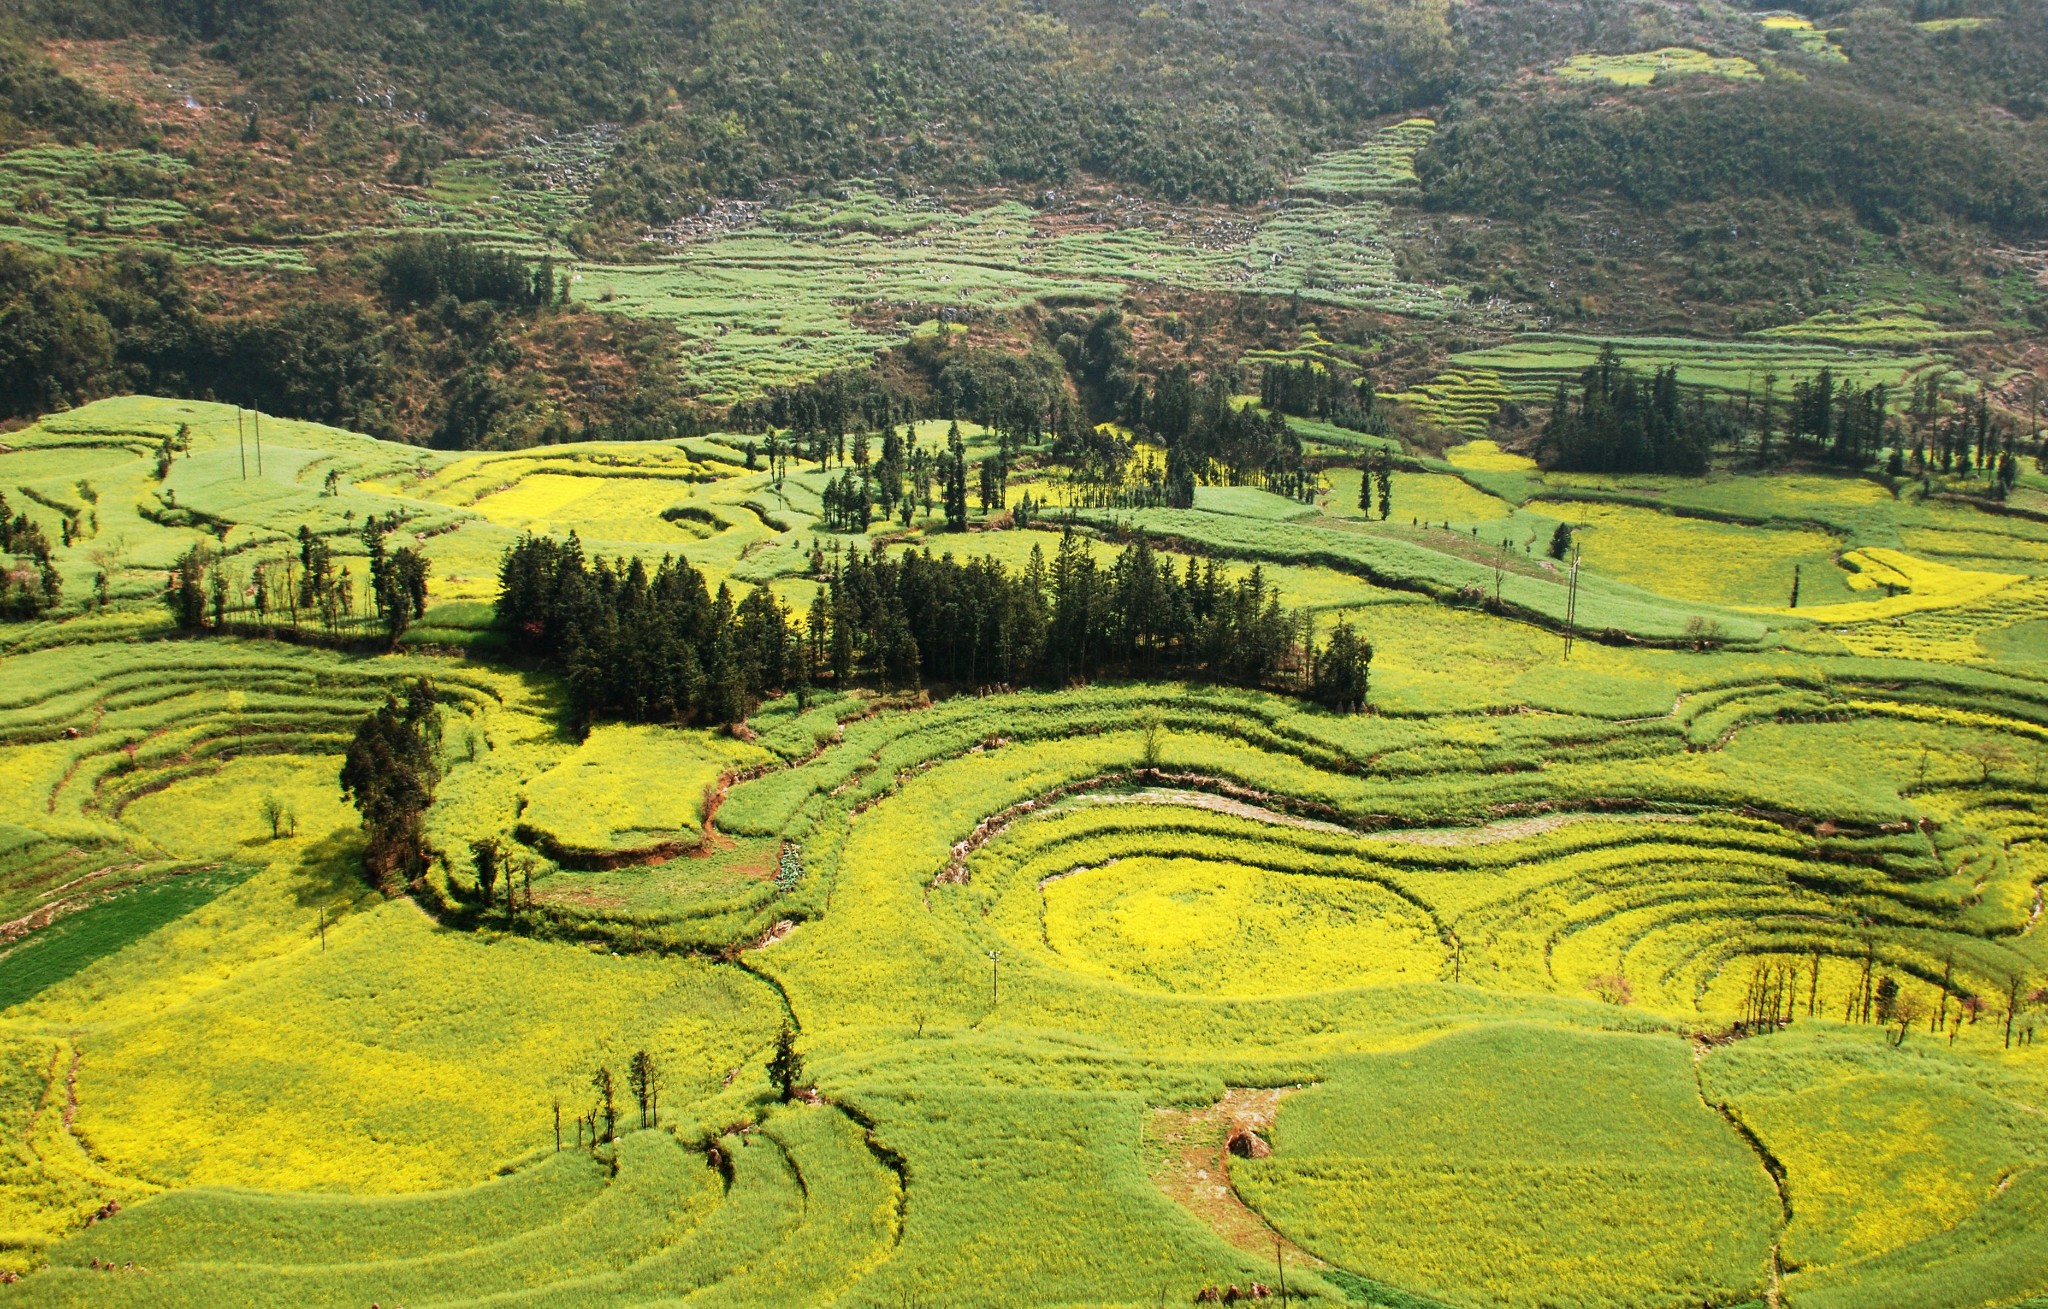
(1224, 1128, 1271, 1160)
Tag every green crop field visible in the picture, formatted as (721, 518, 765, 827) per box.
(563, 120, 1469, 401)
(0, 393, 2044, 1309)
(1398, 334, 1954, 440)
(1554, 47, 1762, 86)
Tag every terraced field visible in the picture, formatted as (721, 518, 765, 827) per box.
(569, 120, 1465, 401)
(1, 396, 2045, 1306)
(1398, 334, 1953, 439)
(0, 125, 610, 277)
(1554, 47, 1761, 86)
(0, 144, 311, 272)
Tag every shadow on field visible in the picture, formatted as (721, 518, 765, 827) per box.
(283, 829, 378, 923)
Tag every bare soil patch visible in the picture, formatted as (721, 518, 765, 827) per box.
(1145, 1086, 1325, 1268)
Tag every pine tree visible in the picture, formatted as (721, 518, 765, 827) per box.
(1312, 621, 1373, 713)
(339, 678, 442, 893)
(628, 1051, 662, 1128)
(706, 585, 747, 725)
(591, 1065, 618, 1143)
(878, 426, 903, 515)
(944, 441, 970, 532)
(767, 1024, 805, 1102)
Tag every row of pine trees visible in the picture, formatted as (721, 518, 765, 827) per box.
(493, 531, 1374, 728)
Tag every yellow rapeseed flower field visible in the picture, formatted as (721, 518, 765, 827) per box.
(1757, 547, 2022, 622)
(1544, 498, 1847, 607)
(520, 724, 770, 857)
(1443, 438, 1536, 472)
(1041, 855, 1439, 996)
(3, 397, 2047, 1304)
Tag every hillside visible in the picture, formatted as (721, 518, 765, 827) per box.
(0, 0, 2042, 444)
(0, 1, 2046, 1306)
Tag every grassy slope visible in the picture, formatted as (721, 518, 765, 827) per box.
(0, 397, 2042, 1305)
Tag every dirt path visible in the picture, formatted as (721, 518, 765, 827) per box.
(1359, 810, 1694, 848)
(1065, 788, 1691, 848)
(1066, 788, 1351, 834)
(1692, 1038, 1788, 1309)
(1145, 1087, 1325, 1271)
(62, 1048, 81, 1131)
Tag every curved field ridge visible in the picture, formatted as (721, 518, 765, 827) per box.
(11, 1108, 897, 1308)
(1236, 1026, 1780, 1309)
(0, 397, 2044, 1306)
(1041, 854, 1441, 996)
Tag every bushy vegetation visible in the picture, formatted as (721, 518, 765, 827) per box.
(378, 235, 558, 310)
(494, 527, 1376, 724)
(1419, 78, 2048, 238)
(0, 36, 138, 143)
(17, 0, 1454, 215)
(1258, 360, 1381, 435)
(581, 0, 1456, 219)
(1538, 346, 1729, 474)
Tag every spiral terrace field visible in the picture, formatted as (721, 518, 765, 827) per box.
(0, 398, 2045, 1307)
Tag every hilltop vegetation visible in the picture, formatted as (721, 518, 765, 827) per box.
(0, 0, 2037, 435)
(24, 0, 1459, 209)
(1418, 77, 2048, 236)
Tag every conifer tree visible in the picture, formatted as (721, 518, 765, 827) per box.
(944, 426, 970, 531)
(767, 1024, 805, 1102)
(1312, 621, 1372, 713)
(339, 678, 442, 893)
(628, 1051, 663, 1128)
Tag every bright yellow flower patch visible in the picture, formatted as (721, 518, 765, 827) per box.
(1041, 855, 1439, 997)
(521, 724, 771, 857)
(1443, 438, 1536, 472)
(1759, 547, 2022, 622)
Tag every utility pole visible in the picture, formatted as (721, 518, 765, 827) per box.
(1563, 544, 1581, 661)
(2030, 376, 2041, 456)
(237, 408, 248, 480)
(254, 410, 263, 477)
